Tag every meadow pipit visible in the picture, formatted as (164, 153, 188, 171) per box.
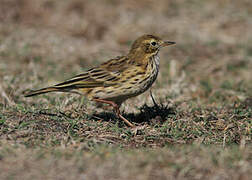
(25, 34, 175, 127)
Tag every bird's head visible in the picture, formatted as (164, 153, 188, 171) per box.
(128, 34, 175, 59)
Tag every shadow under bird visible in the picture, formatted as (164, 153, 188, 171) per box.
(25, 34, 176, 127)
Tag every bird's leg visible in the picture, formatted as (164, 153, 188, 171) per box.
(92, 98, 134, 127)
(150, 89, 158, 107)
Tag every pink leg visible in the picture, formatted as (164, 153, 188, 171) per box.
(92, 98, 134, 127)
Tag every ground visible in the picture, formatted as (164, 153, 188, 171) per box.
(0, 0, 251, 179)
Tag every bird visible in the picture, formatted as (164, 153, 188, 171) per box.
(25, 34, 175, 127)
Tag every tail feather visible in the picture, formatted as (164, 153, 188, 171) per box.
(24, 73, 109, 97)
(24, 87, 60, 97)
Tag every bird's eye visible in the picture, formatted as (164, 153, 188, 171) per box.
(151, 41, 157, 46)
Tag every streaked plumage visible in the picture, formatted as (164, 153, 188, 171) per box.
(25, 34, 175, 127)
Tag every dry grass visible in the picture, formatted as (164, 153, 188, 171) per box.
(0, 0, 251, 179)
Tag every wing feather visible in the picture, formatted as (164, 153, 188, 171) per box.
(53, 68, 119, 89)
(50, 56, 131, 89)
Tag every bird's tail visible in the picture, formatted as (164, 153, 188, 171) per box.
(24, 73, 106, 97)
(24, 87, 61, 97)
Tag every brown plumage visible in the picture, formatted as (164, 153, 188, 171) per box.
(25, 34, 175, 127)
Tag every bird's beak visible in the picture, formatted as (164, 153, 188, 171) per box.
(161, 41, 176, 47)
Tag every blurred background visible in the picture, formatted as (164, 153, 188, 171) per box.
(0, 0, 251, 107)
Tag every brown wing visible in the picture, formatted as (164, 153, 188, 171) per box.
(53, 56, 131, 89)
(24, 56, 132, 97)
(100, 56, 131, 72)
